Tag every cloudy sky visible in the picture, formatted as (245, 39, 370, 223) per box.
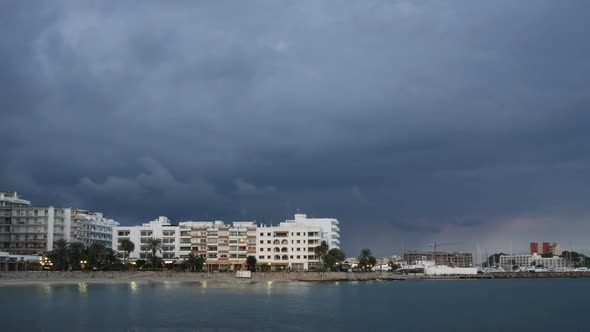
(2, 1, 590, 257)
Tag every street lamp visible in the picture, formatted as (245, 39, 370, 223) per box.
(80, 260, 87, 270)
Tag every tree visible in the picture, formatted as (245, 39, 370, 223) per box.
(120, 239, 135, 263)
(314, 241, 330, 271)
(185, 253, 205, 272)
(104, 248, 119, 266)
(388, 261, 401, 272)
(246, 256, 257, 272)
(68, 242, 86, 270)
(324, 248, 346, 271)
(358, 248, 377, 271)
(136, 259, 146, 269)
(88, 243, 106, 269)
(145, 238, 163, 269)
(49, 239, 70, 271)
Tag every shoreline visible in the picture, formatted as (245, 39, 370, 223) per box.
(2, 271, 590, 286)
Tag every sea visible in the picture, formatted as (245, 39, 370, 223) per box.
(0, 279, 587, 331)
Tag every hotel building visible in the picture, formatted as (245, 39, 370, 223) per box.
(113, 213, 341, 271)
(0, 192, 118, 255)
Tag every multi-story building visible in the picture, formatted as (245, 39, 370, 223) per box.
(113, 218, 258, 268)
(284, 214, 340, 249)
(256, 223, 323, 271)
(530, 241, 560, 256)
(113, 216, 183, 260)
(180, 220, 257, 271)
(404, 251, 473, 267)
(0, 192, 118, 255)
(112, 213, 341, 271)
(500, 253, 567, 271)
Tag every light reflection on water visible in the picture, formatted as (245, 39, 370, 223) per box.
(130, 281, 137, 294)
(78, 282, 87, 294)
(2, 279, 588, 332)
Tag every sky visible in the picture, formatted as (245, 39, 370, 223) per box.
(1, 0, 590, 257)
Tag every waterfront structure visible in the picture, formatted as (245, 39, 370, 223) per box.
(499, 253, 567, 271)
(179, 220, 257, 271)
(256, 223, 322, 271)
(0, 192, 118, 255)
(284, 213, 340, 249)
(529, 242, 560, 256)
(403, 251, 473, 267)
(113, 213, 341, 271)
(113, 216, 185, 260)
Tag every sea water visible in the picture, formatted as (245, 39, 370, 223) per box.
(0, 279, 588, 331)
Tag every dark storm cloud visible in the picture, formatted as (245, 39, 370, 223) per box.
(2, 0, 590, 255)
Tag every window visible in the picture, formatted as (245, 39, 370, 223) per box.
(259, 256, 264, 259)
(297, 232, 300, 236)
(290, 255, 293, 259)
(297, 240, 300, 243)
(267, 256, 271, 259)
(297, 256, 300, 259)
(260, 240, 264, 244)
(260, 233, 264, 236)
(267, 240, 271, 244)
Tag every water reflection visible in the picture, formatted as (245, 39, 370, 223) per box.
(78, 282, 88, 294)
(130, 281, 137, 294)
(41, 283, 53, 296)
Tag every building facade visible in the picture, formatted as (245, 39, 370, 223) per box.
(0, 192, 118, 255)
(499, 253, 567, 271)
(113, 213, 341, 271)
(284, 214, 340, 249)
(180, 220, 257, 271)
(404, 251, 473, 267)
(113, 216, 185, 260)
(529, 242, 560, 256)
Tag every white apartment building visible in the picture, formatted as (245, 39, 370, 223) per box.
(0, 192, 118, 255)
(256, 223, 323, 271)
(113, 216, 185, 260)
(283, 214, 340, 249)
(499, 253, 567, 271)
(112, 213, 341, 271)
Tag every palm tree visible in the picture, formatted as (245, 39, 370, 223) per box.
(68, 242, 86, 270)
(185, 253, 205, 272)
(314, 241, 329, 271)
(104, 248, 119, 266)
(51, 239, 70, 271)
(120, 239, 135, 263)
(145, 238, 163, 269)
(88, 242, 106, 269)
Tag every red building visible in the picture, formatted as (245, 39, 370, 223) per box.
(530, 242, 539, 255)
(542, 242, 551, 255)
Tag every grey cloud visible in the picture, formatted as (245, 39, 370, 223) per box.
(1, 0, 590, 255)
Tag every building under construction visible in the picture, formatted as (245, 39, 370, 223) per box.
(404, 250, 473, 267)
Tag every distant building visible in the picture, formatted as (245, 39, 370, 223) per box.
(529, 241, 560, 256)
(403, 251, 473, 267)
(0, 192, 118, 255)
(499, 253, 566, 271)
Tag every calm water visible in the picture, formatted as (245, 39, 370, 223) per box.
(1, 279, 588, 331)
